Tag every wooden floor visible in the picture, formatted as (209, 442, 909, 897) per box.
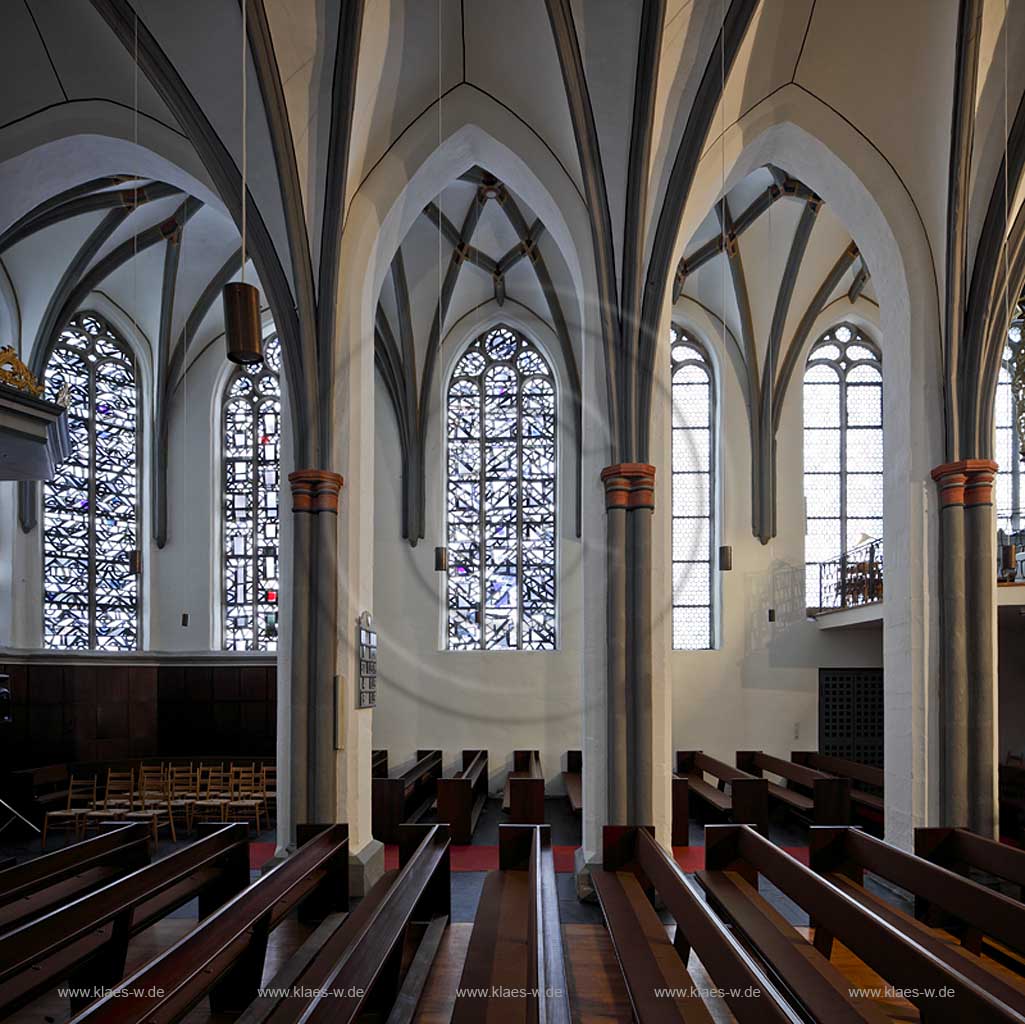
(12, 911, 1025, 1022)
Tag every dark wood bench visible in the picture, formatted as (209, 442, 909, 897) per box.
(699, 823, 1024, 1023)
(67, 823, 350, 1022)
(562, 749, 582, 815)
(0, 821, 150, 933)
(437, 749, 488, 844)
(591, 825, 801, 1022)
(237, 823, 449, 1024)
(453, 824, 571, 1023)
(792, 751, 884, 820)
(671, 773, 690, 846)
(0, 821, 251, 1017)
(811, 825, 1025, 1014)
(372, 748, 389, 778)
(916, 826, 1025, 904)
(502, 749, 545, 824)
(6, 763, 71, 823)
(373, 748, 442, 843)
(915, 826, 1025, 970)
(736, 750, 851, 825)
(676, 750, 769, 835)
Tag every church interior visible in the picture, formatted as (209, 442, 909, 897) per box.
(2, 0, 1025, 1021)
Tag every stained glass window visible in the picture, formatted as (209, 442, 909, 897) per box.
(42, 312, 140, 650)
(222, 337, 281, 651)
(995, 311, 1023, 534)
(670, 327, 715, 650)
(803, 323, 883, 604)
(445, 325, 557, 650)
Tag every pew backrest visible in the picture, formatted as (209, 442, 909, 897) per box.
(813, 825, 1025, 959)
(0, 822, 150, 932)
(915, 826, 1025, 892)
(67, 824, 350, 1023)
(704, 824, 1024, 1023)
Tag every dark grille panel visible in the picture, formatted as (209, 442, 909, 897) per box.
(819, 667, 883, 768)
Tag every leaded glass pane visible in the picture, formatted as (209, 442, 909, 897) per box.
(803, 323, 883, 606)
(445, 326, 557, 650)
(996, 322, 1023, 533)
(222, 336, 281, 651)
(670, 325, 715, 651)
(43, 312, 139, 650)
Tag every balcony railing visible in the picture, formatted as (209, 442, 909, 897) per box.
(810, 538, 884, 613)
(998, 509, 1024, 583)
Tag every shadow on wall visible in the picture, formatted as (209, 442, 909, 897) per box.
(743, 559, 879, 682)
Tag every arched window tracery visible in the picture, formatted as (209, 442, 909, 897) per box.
(996, 309, 1024, 534)
(222, 337, 281, 651)
(445, 325, 557, 651)
(670, 326, 716, 650)
(803, 323, 883, 604)
(43, 312, 140, 650)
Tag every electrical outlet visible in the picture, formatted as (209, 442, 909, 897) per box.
(793, 721, 800, 740)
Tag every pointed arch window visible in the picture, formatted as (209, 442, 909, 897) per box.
(222, 337, 281, 651)
(995, 310, 1023, 534)
(42, 312, 140, 650)
(803, 323, 883, 602)
(445, 325, 557, 650)
(670, 326, 716, 650)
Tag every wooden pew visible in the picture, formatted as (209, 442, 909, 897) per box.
(672, 773, 690, 846)
(236, 823, 449, 1024)
(915, 826, 1025, 969)
(0, 822, 250, 1017)
(7, 763, 72, 824)
(591, 825, 801, 1023)
(675, 750, 769, 835)
(699, 823, 1024, 1023)
(436, 749, 488, 844)
(736, 750, 851, 825)
(811, 825, 1025, 1013)
(372, 748, 389, 778)
(373, 749, 443, 844)
(66, 824, 350, 1022)
(562, 749, 582, 815)
(915, 826, 1025, 905)
(502, 749, 545, 825)
(453, 824, 571, 1023)
(792, 750, 884, 821)
(0, 821, 150, 933)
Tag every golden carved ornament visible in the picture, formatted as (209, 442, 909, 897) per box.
(0, 347, 44, 398)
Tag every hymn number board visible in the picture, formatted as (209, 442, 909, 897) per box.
(357, 611, 377, 709)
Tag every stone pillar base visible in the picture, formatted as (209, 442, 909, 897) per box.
(349, 838, 386, 898)
(573, 845, 598, 903)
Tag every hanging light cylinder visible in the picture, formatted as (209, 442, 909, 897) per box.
(222, 281, 263, 364)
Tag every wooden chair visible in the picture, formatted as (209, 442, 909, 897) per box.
(192, 766, 230, 828)
(226, 766, 265, 835)
(81, 769, 133, 835)
(124, 768, 177, 845)
(102, 768, 135, 811)
(41, 776, 96, 850)
(168, 764, 196, 835)
(258, 764, 276, 823)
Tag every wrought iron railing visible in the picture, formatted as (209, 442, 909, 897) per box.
(997, 510, 1025, 582)
(810, 537, 884, 612)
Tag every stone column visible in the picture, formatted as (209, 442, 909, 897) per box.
(601, 463, 656, 825)
(931, 461, 969, 825)
(930, 459, 998, 836)
(286, 469, 343, 831)
(963, 460, 998, 837)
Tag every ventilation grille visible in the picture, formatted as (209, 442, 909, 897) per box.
(819, 668, 884, 768)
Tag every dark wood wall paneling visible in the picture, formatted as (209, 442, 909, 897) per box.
(157, 664, 275, 757)
(0, 662, 275, 771)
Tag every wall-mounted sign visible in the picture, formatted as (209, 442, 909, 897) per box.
(356, 611, 377, 709)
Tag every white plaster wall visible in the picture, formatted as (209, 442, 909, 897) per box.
(371, 363, 584, 796)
